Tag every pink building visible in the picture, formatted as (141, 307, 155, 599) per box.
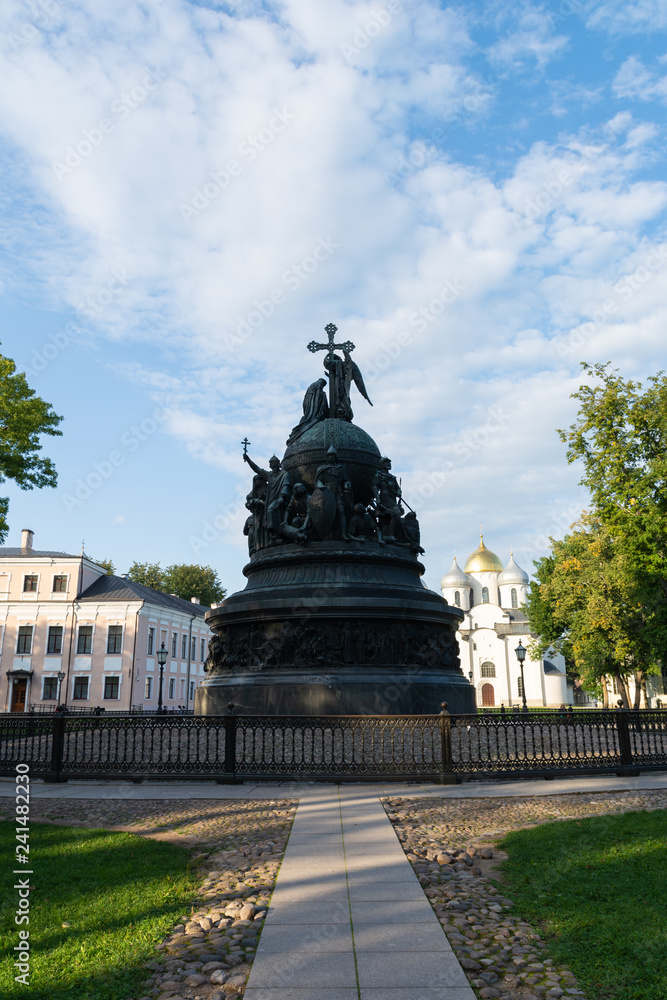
(1, 530, 211, 713)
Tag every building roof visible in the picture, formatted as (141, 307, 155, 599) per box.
(440, 557, 470, 590)
(77, 574, 209, 617)
(0, 548, 79, 559)
(463, 535, 504, 573)
(497, 553, 529, 586)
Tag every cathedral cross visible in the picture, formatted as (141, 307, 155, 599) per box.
(307, 323, 355, 364)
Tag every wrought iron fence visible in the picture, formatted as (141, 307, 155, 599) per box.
(0, 708, 665, 783)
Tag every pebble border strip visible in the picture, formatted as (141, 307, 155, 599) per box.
(384, 790, 667, 1000)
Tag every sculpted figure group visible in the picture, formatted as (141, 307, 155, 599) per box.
(242, 444, 424, 557)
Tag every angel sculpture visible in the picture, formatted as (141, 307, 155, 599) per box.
(307, 323, 373, 423)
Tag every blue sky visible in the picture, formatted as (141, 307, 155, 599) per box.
(1, 0, 666, 594)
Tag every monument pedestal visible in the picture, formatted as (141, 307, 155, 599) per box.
(197, 541, 474, 716)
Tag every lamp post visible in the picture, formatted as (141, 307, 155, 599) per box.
(56, 670, 65, 708)
(514, 640, 528, 714)
(156, 642, 168, 714)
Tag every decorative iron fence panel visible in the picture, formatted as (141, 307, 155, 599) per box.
(0, 709, 666, 782)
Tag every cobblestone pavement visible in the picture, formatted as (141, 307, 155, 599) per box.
(383, 789, 667, 1000)
(0, 798, 297, 1000)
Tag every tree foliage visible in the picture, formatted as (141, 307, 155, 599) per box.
(92, 557, 115, 575)
(526, 363, 667, 706)
(127, 561, 164, 591)
(126, 561, 226, 606)
(0, 349, 63, 542)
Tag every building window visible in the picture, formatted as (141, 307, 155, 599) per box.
(77, 625, 93, 654)
(43, 677, 59, 700)
(103, 676, 120, 700)
(52, 575, 68, 592)
(518, 676, 525, 698)
(147, 627, 155, 655)
(23, 575, 38, 592)
(481, 661, 496, 678)
(168, 677, 175, 700)
(511, 588, 518, 608)
(481, 586, 489, 603)
(454, 591, 460, 607)
(171, 632, 177, 657)
(73, 676, 89, 700)
(191, 636, 196, 660)
(16, 626, 33, 654)
(107, 625, 123, 654)
(200, 638, 205, 661)
(46, 626, 63, 655)
(189, 680, 195, 700)
(181, 634, 187, 659)
(145, 676, 153, 699)
(161, 629, 167, 652)
(180, 677, 186, 699)
(469, 588, 474, 607)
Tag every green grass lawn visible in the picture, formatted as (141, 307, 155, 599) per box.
(499, 809, 667, 1000)
(0, 820, 200, 999)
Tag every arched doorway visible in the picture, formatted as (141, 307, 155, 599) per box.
(481, 683, 495, 707)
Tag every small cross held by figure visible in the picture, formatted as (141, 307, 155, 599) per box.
(242, 437, 251, 456)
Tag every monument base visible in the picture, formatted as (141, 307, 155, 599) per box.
(195, 666, 474, 716)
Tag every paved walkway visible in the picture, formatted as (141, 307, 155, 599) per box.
(4, 773, 666, 998)
(2, 771, 666, 799)
(244, 788, 474, 1000)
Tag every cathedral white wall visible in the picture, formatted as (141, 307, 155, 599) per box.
(442, 585, 471, 611)
(469, 571, 500, 607)
(498, 583, 528, 609)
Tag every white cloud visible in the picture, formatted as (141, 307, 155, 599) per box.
(613, 55, 667, 103)
(487, 7, 569, 73)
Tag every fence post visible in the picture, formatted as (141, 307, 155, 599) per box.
(223, 703, 237, 784)
(615, 708, 633, 774)
(439, 702, 458, 785)
(44, 713, 66, 783)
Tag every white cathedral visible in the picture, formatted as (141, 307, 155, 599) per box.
(440, 536, 572, 709)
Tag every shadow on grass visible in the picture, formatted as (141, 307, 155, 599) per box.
(0, 821, 199, 1000)
(498, 809, 667, 1000)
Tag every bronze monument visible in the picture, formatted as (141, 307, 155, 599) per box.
(196, 324, 474, 715)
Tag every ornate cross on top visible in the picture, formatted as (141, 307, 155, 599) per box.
(242, 437, 251, 456)
(307, 323, 355, 364)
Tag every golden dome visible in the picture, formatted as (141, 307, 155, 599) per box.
(463, 535, 504, 573)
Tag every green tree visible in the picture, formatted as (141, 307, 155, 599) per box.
(0, 349, 63, 541)
(127, 561, 164, 590)
(526, 515, 654, 707)
(162, 564, 226, 607)
(558, 363, 667, 678)
(92, 557, 115, 575)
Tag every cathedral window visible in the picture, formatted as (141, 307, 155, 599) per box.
(481, 661, 495, 677)
(454, 590, 460, 607)
(469, 588, 474, 607)
(482, 586, 489, 603)
(511, 588, 518, 608)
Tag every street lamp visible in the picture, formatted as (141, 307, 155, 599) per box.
(156, 642, 168, 714)
(514, 640, 528, 714)
(56, 670, 65, 709)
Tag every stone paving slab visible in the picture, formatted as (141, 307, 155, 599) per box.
(244, 790, 476, 1000)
